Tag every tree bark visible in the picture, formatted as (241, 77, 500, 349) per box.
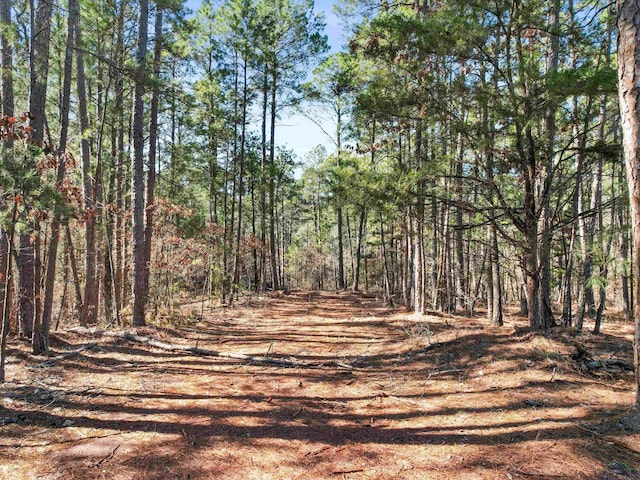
(66, 225, 83, 317)
(269, 68, 280, 290)
(1, 0, 14, 336)
(536, 0, 560, 329)
(142, 7, 162, 307)
(617, 0, 640, 410)
(73, 0, 98, 327)
(131, 0, 149, 326)
(336, 106, 345, 290)
(454, 131, 465, 311)
(352, 208, 366, 291)
(40, 0, 77, 353)
(23, 0, 53, 346)
(0, 202, 18, 382)
(19, 234, 35, 340)
(231, 57, 248, 300)
(1, 0, 13, 122)
(114, 0, 125, 318)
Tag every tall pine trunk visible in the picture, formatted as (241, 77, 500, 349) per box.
(113, 0, 125, 320)
(352, 208, 366, 291)
(1, 0, 14, 337)
(617, 0, 640, 410)
(25, 0, 52, 348)
(268, 68, 279, 290)
(0, 202, 18, 382)
(131, 0, 149, 326)
(142, 7, 162, 307)
(75, 1, 98, 326)
(231, 57, 248, 300)
(454, 131, 465, 311)
(40, 0, 77, 351)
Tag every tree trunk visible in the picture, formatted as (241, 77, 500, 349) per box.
(269, 68, 280, 290)
(1, 0, 14, 336)
(454, 131, 465, 311)
(19, 234, 35, 340)
(620, 174, 632, 319)
(481, 52, 503, 326)
(231, 57, 248, 300)
(335, 105, 345, 290)
(142, 7, 162, 308)
(114, 0, 125, 317)
(0, 201, 18, 382)
(23, 0, 52, 345)
(31, 233, 43, 352)
(29, 0, 52, 144)
(71, 0, 98, 326)
(352, 208, 366, 291)
(337, 207, 345, 290)
(40, 0, 77, 353)
(66, 225, 83, 318)
(379, 213, 391, 303)
(131, 0, 149, 326)
(260, 72, 268, 292)
(0, 231, 7, 338)
(535, 0, 560, 329)
(1, 0, 13, 121)
(523, 126, 541, 328)
(617, 0, 640, 410)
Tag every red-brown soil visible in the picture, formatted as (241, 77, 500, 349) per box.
(1, 290, 639, 479)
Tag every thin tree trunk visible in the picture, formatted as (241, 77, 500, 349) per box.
(336, 105, 345, 290)
(31, 233, 43, 351)
(535, 0, 560, 329)
(1, 0, 13, 125)
(352, 208, 366, 291)
(142, 7, 162, 308)
(0, 231, 7, 339)
(65, 225, 83, 317)
(19, 234, 35, 340)
(269, 68, 279, 290)
(131, 0, 149, 326)
(337, 207, 345, 290)
(231, 57, 248, 300)
(40, 0, 77, 353)
(481, 50, 503, 326)
(251, 173, 258, 291)
(346, 210, 354, 283)
(73, 0, 98, 326)
(454, 131, 465, 311)
(260, 72, 268, 292)
(0, 201, 18, 382)
(114, 0, 125, 316)
(23, 0, 53, 346)
(1, 0, 14, 336)
(55, 238, 70, 330)
(620, 173, 632, 319)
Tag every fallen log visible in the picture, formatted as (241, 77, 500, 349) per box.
(68, 327, 349, 369)
(572, 344, 634, 373)
(586, 359, 634, 372)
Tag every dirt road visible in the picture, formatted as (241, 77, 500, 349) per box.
(1, 291, 638, 479)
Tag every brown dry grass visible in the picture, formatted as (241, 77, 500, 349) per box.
(1, 290, 639, 480)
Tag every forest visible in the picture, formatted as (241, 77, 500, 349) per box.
(2, 0, 640, 478)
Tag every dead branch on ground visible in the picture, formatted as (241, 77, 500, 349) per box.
(68, 328, 364, 370)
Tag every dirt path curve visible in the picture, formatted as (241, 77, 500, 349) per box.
(1, 290, 639, 479)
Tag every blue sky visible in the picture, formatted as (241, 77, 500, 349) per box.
(184, 0, 346, 163)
